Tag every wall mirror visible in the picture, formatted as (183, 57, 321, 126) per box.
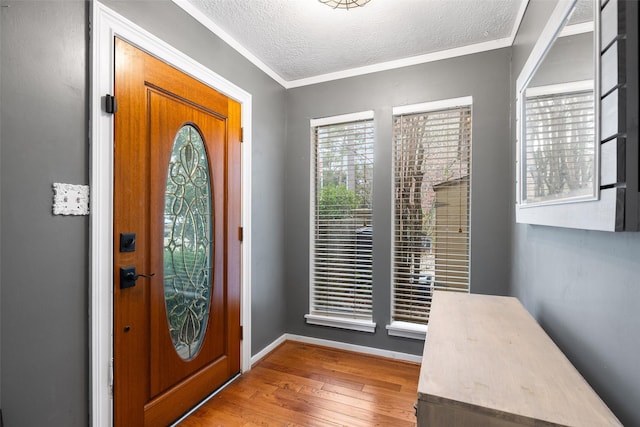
(516, 0, 599, 224)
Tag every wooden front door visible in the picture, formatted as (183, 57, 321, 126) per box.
(113, 38, 242, 426)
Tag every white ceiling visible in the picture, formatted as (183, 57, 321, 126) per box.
(175, 0, 530, 88)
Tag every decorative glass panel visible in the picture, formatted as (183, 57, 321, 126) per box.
(164, 124, 213, 360)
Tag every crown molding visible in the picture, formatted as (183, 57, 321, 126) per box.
(171, 0, 289, 87)
(286, 37, 514, 88)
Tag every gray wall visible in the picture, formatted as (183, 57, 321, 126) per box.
(1, 1, 89, 425)
(0, 0, 3, 410)
(284, 48, 512, 355)
(1, 0, 287, 425)
(530, 31, 593, 87)
(511, 1, 640, 425)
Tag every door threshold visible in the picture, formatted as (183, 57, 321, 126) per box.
(170, 372, 242, 426)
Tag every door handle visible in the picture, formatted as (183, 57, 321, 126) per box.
(120, 266, 155, 289)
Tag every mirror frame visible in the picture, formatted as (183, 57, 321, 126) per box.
(515, 0, 613, 230)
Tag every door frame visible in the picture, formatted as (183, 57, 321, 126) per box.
(90, 3, 252, 426)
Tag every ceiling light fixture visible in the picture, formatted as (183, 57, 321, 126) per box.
(319, 0, 371, 10)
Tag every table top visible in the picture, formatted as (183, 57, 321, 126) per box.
(418, 291, 622, 426)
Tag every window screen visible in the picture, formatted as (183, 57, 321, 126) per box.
(310, 114, 374, 321)
(392, 105, 471, 324)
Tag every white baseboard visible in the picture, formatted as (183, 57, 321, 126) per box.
(250, 333, 422, 366)
(250, 334, 289, 366)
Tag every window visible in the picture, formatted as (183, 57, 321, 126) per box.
(305, 111, 375, 332)
(522, 82, 595, 205)
(388, 98, 472, 338)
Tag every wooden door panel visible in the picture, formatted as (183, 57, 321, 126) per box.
(114, 38, 241, 427)
(148, 90, 228, 396)
(144, 356, 232, 426)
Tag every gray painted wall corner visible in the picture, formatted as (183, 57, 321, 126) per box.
(510, 1, 640, 425)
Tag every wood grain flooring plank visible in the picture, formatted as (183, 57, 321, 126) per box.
(258, 360, 365, 391)
(248, 365, 326, 392)
(178, 341, 420, 427)
(319, 383, 418, 422)
(321, 382, 417, 408)
(259, 359, 402, 393)
(267, 388, 375, 427)
(279, 343, 420, 386)
(266, 343, 418, 385)
(197, 391, 338, 427)
(298, 385, 417, 423)
(271, 386, 415, 427)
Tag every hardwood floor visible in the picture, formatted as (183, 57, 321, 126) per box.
(178, 341, 420, 426)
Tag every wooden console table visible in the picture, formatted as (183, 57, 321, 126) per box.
(417, 291, 622, 426)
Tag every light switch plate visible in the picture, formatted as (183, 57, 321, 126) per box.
(53, 183, 90, 215)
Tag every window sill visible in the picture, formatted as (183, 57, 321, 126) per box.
(386, 321, 427, 340)
(304, 314, 376, 333)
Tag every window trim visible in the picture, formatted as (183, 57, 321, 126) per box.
(386, 321, 427, 340)
(307, 110, 376, 333)
(392, 96, 473, 116)
(304, 314, 376, 333)
(524, 79, 592, 98)
(388, 97, 473, 339)
(310, 110, 375, 128)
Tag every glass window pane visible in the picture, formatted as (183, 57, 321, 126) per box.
(163, 124, 213, 361)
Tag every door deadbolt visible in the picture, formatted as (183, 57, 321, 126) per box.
(119, 233, 136, 252)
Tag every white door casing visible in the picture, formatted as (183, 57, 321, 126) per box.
(90, 3, 253, 426)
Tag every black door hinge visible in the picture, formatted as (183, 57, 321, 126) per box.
(240, 127, 244, 143)
(238, 227, 244, 242)
(240, 326, 243, 340)
(105, 94, 118, 114)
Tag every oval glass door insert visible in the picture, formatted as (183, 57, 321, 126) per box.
(163, 124, 213, 360)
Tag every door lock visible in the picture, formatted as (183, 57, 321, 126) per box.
(119, 233, 136, 252)
(120, 266, 155, 289)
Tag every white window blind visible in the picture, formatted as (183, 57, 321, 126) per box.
(523, 89, 595, 204)
(309, 113, 374, 324)
(392, 104, 471, 325)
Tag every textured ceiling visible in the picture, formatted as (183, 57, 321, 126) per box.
(178, 0, 531, 86)
(569, 0, 594, 24)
